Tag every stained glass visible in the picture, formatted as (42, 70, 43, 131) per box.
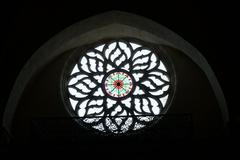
(63, 40, 174, 134)
(105, 72, 133, 98)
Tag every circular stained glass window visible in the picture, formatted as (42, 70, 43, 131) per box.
(62, 39, 175, 134)
(104, 71, 133, 98)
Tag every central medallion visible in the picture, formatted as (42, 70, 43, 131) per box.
(104, 71, 133, 98)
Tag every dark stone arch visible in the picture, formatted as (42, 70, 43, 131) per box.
(3, 11, 228, 139)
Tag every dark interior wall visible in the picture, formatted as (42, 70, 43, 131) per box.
(164, 46, 223, 138)
(11, 50, 72, 142)
(1, 1, 237, 124)
(1, 0, 238, 153)
(11, 44, 223, 143)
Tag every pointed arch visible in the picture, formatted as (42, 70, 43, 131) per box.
(3, 11, 228, 136)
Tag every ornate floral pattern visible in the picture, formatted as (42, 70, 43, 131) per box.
(65, 40, 172, 134)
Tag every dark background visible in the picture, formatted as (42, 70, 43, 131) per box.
(0, 0, 239, 153)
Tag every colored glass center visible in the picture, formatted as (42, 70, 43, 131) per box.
(104, 72, 133, 98)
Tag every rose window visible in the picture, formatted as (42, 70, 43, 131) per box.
(62, 39, 175, 134)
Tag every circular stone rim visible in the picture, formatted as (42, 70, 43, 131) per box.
(60, 38, 176, 135)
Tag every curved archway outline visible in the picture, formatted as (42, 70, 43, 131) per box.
(3, 11, 228, 135)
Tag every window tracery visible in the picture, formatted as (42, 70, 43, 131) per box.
(62, 39, 174, 134)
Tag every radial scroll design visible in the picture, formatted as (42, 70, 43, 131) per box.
(64, 40, 174, 134)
